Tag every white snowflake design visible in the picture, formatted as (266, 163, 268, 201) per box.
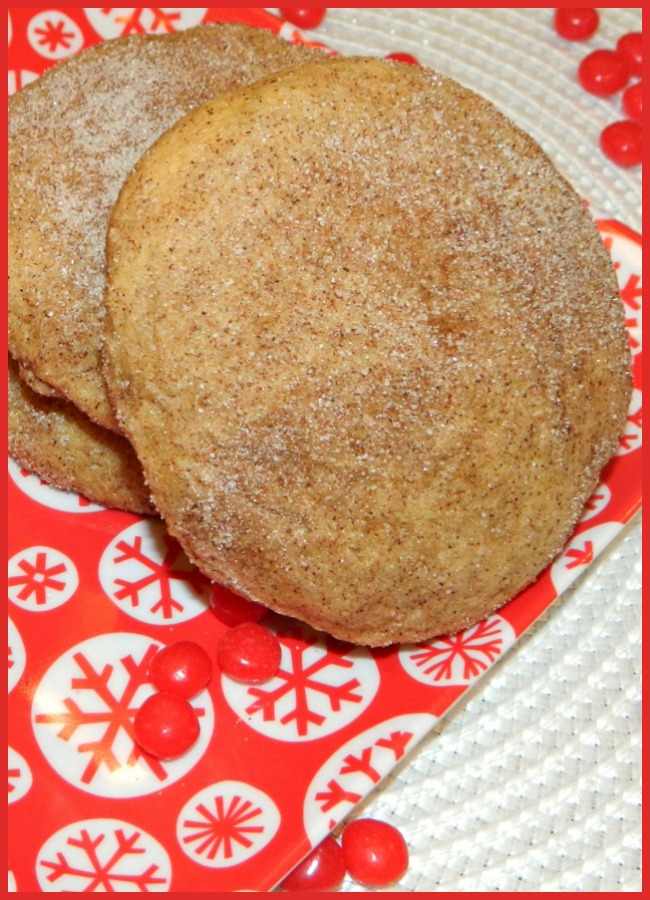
(606, 232, 642, 359)
(99, 520, 211, 625)
(177, 782, 280, 869)
(550, 521, 623, 595)
(304, 714, 436, 843)
(8, 457, 104, 512)
(8, 69, 39, 96)
(32, 633, 214, 798)
(8, 746, 32, 805)
(7, 617, 26, 694)
(616, 388, 642, 457)
(221, 624, 380, 742)
(399, 616, 516, 687)
(580, 483, 612, 523)
(36, 818, 171, 892)
(84, 8, 207, 39)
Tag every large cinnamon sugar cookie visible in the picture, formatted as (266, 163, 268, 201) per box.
(8, 23, 321, 430)
(104, 57, 631, 646)
(8, 357, 154, 515)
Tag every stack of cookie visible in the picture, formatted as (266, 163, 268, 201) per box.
(8, 24, 631, 645)
(8, 24, 320, 516)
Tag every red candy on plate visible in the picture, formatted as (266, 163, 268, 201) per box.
(210, 586, 268, 626)
(600, 120, 643, 167)
(386, 51, 420, 65)
(279, 835, 347, 892)
(554, 8, 600, 42)
(578, 49, 630, 97)
(622, 81, 643, 122)
(218, 622, 282, 683)
(148, 640, 212, 699)
(617, 32, 643, 78)
(279, 8, 327, 30)
(133, 692, 200, 760)
(341, 819, 409, 888)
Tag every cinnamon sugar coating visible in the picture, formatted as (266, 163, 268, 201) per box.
(8, 356, 154, 515)
(8, 23, 321, 430)
(104, 57, 631, 645)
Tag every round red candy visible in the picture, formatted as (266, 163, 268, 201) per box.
(554, 8, 600, 42)
(148, 641, 212, 699)
(622, 81, 642, 122)
(617, 32, 643, 78)
(279, 8, 326, 30)
(386, 51, 420, 66)
(133, 692, 200, 760)
(600, 120, 642, 167)
(342, 819, 409, 888)
(218, 622, 282, 683)
(210, 587, 268, 626)
(578, 49, 630, 97)
(279, 836, 347, 892)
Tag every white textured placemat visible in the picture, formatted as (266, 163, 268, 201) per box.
(289, 8, 642, 892)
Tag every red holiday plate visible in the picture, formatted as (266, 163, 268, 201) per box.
(7, 8, 642, 893)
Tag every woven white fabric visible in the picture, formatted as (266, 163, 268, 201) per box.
(291, 8, 642, 893)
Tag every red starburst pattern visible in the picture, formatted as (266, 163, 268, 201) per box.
(38, 822, 170, 891)
(178, 782, 280, 868)
(8, 550, 67, 606)
(33, 19, 76, 53)
(183, 796, 264, 861)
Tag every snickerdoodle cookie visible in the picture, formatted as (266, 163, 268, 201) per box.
(104, 57, 631, 645)
(8, 356, 153, 514)
(8, 23, 321, 430)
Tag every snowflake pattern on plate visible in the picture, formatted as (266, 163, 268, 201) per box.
(8, 458, 104, 513)
(617, 387, 642, 457)
(99, 519, 211, 625)
(221, 624, 380, 742)
(304, 714, 436, 843)
(8, 746, 32, 805)
(8, 546, 79, 612)
(36, 818, 172, 892)
(399, 616, 517, 687)
(27, 10, 84, 59)
(550, 522, 625, 594)
(580, 483, 613, 523)
(7, 617, 26, 694)
(8, 69, 39, 95)
(177, 781, 281, 869)
(600, 222, 643, 359)
(84, 7, 207, 39)
(32, 633, 214, 798)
